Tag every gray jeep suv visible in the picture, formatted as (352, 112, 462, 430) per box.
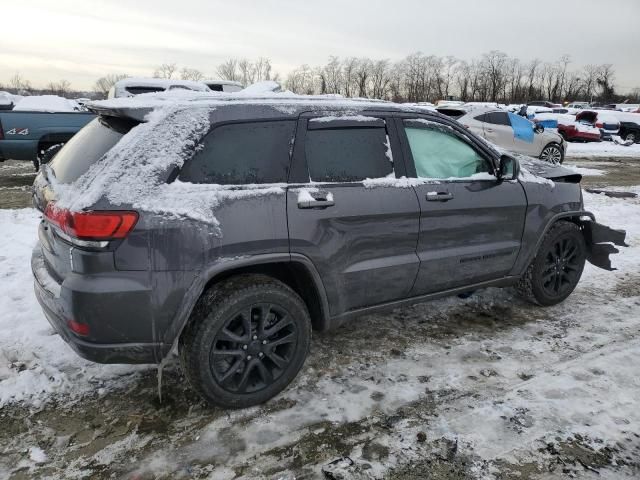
(31, 95, 627, 408)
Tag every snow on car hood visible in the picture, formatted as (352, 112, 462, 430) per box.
(518, 156, 582, 183)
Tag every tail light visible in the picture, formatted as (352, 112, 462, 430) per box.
(596, 122, 603, 129)
(67, 319, 90, 336)
(44, 203, 138, 241)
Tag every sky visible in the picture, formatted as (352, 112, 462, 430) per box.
(1, 0, 639, 93)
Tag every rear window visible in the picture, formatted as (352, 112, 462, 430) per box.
(484, 112, 511, 126)
(179, 121, 295, 184)
(49, 116, 138, 183)
(305, 127, 392, 182)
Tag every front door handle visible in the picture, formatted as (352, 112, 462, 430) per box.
(298, 192, 335, 209)
(426, 191, 454, 202)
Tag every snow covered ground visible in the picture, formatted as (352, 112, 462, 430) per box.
(0, 160, 639, 478)
(566, 141, 640, 158)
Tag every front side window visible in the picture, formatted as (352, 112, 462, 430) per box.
(305, 127, 392, 182)
(403, 121, 491, 179)
(179, 121, 295, 184)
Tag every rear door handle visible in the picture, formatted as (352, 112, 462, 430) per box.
(485, 128, 494, 133)
(426, 191, 454, 202)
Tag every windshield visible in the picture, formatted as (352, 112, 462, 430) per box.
(49, 116, 139, 183)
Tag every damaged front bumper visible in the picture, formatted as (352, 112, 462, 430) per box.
(580, 216, 628, 270)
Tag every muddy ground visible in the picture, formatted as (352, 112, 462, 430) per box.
(0, 156, 639, 479)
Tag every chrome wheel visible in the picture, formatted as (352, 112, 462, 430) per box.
(625, 132, 636, 143)
(540, 145, 562, 164)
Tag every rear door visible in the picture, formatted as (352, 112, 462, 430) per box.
(396, 116, 527, 295)
(286, 113, 421, 315)
(480, 111, 515, 150)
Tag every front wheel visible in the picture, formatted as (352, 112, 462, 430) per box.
(624, 131, 637, 143)
(539, 143, 564, 164)
(516, 221, 586, 306)
(179, 274, 311, 408)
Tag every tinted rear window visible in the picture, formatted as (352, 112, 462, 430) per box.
(179, 121, 295, 184)
(484, 112, 511, 126)
(49, 116, 138, 183)
(305, 127, 392, 182)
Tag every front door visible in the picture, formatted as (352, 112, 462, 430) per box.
(287, 114, 421, 315)
(397, 117, 528, 295)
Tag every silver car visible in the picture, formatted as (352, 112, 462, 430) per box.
(439, 107, 567, 163)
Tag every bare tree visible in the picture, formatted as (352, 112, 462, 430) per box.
(94, 74, 129, 98)
(9, 72, 32, 92)
(153, 63, 177, 79)
(180, 67, 205, 81)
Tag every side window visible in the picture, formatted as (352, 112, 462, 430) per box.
(403, 121, 491, 179)
(179, 121, 295, 184)
(305, 127, 392, 182)
(484, 112, 511, 126)
(474, 113, 487, 122)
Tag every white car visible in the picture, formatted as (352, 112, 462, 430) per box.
(203, 80, 244, 93)
(440, 107, 567, 163)
(108, 78, 210, 98)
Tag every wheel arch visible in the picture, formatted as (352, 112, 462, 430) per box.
(161, 254, 331, 359)
(514, 211, 593, 277)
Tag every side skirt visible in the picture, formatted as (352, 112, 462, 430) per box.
(330, 276, 519, 328)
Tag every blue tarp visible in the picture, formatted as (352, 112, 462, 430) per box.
(508, 112, 535, 143)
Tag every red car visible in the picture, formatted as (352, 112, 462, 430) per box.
(557, 111, 601, 142)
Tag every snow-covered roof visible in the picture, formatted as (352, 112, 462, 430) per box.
(13, 95, 80, 112)
(88, 89, 427, 119)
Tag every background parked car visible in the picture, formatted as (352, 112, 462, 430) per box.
(204, 80, 244, 92)
(0, 95, 94, 169)
(107, 77, 210, 98)
(444, 107, 566, 163)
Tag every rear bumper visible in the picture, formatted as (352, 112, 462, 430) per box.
(31, 246, 159, 364)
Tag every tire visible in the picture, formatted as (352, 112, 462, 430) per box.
(179, 274, 311, 408)
(539, 142, 564, 164)
(624, 131, 637, 143)
(516, 221, 586, 306)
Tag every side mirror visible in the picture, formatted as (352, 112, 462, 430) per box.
(534, 123, 545, 134)
(498, 154, 519, 181)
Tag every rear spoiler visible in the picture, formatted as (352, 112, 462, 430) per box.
(87, 104, 153, 122)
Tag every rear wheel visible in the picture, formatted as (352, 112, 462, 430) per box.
(624, 131, 637, 143)
(516, 221, 586, 306)
(539, 143, 564, 164)
(179, 274, 311, 408)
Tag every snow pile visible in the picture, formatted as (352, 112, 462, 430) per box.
(567, 141, 640, 158)
(13, 95, 80, 112)
(0, 209, 144, 406)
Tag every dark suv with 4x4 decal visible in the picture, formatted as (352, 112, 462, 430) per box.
(31, 95, 627, 408)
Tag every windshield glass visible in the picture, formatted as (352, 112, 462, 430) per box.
(49, 116, 138, 183)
